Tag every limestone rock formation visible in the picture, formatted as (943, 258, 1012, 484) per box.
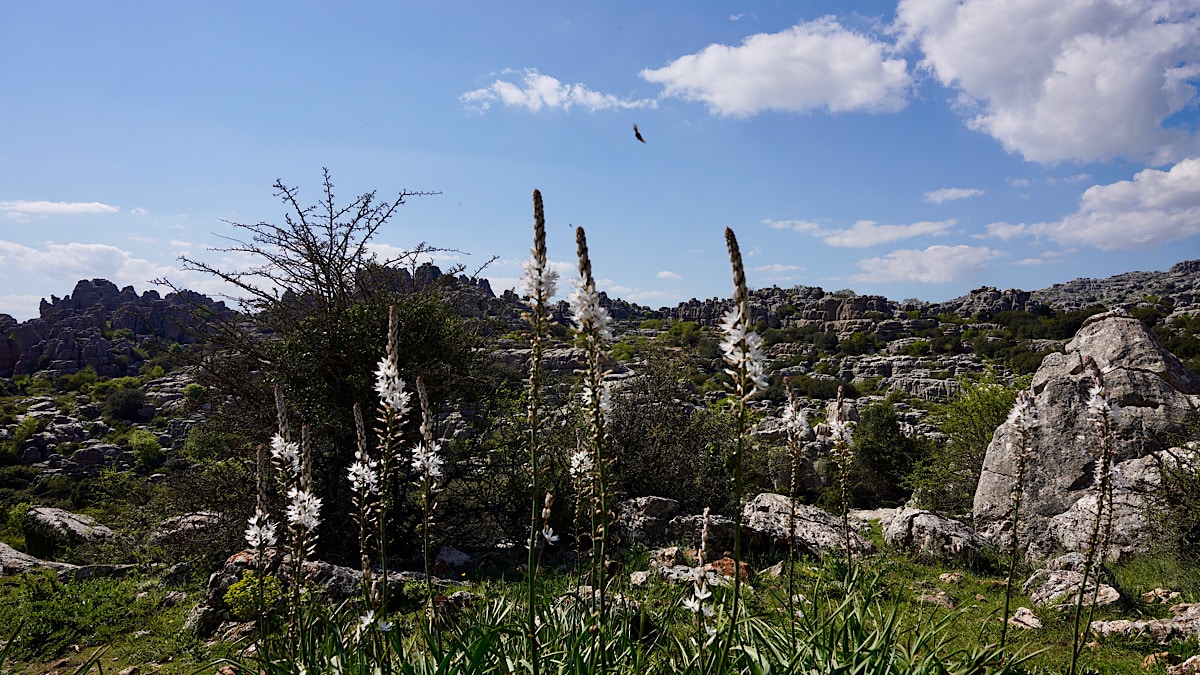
(882, 507, 995, 565)
(973, 310, 1200, 561)
(741, 492, 874, 558)
(20, 506, 115, 559)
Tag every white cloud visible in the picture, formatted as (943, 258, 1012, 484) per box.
(641, 17, 910, 116)
(853, 244, 1003, 283)
(895, 0, 1200, 163)
(1022, 157, 1200, 249)
(753, 263, 804, 274)
(980, 221, 1027, 240)
(0, 294, 43, 320)
(924, 187, 983, 204)
(0, 240, 171, 280)
(130, 207, 149, 216)
(461, 69, 657, 112)
(1014, 257, 1045, 266)
(656, 270, 682, 280)
(0, 200, 119, 220)
(765, 217, 956, 247)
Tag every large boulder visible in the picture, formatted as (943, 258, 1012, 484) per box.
(0, 541, 77, 576)
(615, 497, 681, 548)
(973, 310, 1200, 561)
(883, 507, 995, 565)
(741, 493, 874, 558)
(20, 506, 115, 559)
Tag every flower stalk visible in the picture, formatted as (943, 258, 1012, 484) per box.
(1000, 387, 1037, 651)
(571, 225, 613, 670)
(718, 227, 766, 666)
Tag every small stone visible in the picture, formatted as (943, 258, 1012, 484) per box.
(629, 570, 652, 588)
(705, 557, 750, 582)
(939, 572, 963, 584)
(762, 562, 785, 578)
(917, 590, 956, 609)
(1008, 606, 1042, 630)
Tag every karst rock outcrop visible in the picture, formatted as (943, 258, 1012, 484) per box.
(973, 310, 1200, 561)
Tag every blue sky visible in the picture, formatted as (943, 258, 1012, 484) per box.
(2, 1, 1199, 321)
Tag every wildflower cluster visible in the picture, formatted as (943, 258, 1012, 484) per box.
(245, 508, 277, 550)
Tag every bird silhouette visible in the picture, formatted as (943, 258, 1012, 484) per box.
(633, 124, 646, 143)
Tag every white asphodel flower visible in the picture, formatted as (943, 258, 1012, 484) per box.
(782, 398, 808, 434)
(347, 455, 380, 494)
(270, 434, 301, 477)
(720, 306, 768, 398)
(1007, 390, 1038, 431)
(568, 449, 593, 477)
(374, 357, 412, 415)
(541, 526, 559, 546)
(568, 276, 612, 341)
(286, 487, 322, 530)
(244, 509, 277, 549)
(411, 442, 444, 479)
(521, 252, 559, 300)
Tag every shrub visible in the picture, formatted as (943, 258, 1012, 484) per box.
(128, 429, 164, 470)
(182, 382, 206, 402)
(606, 349, 737, 515)
(224, 570, 284, 621)
(104, 387, 146, 422)
(906, 372, 1021, 516)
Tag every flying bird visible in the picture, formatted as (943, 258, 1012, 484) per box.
(633, 124, 645, 143)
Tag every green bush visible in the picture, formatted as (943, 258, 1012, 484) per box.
(224, 570, 284, 621)
(182, 383, 206, 402)
(104, 387, 146, 422)
(128, 429, 164, 470)
(11, 415, 49, 447)
(905, 373, 1021, 516)
(606, 350, 737, 516)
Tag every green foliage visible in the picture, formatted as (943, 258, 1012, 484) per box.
(902, 339, 932, 357)
(0, 572, 156, 660)
(140, 363, 167, 379)
(11, 414, 49, 447)
(181, 426, 239, 462)
(829, 400, 930, 508)
(104, 387, 147, 422)
(906, 372, 1022, 516)
(90, 376, 143, 400)
(182, 382, 206, 402)
(224, 570, 284, 621)
(606, 349, 737, 515)
(59, 366, 100, 393)
(128, 428, 164, 470)
(839, 330, 878, 356)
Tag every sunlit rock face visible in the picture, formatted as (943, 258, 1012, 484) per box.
(973, 310, 1200, 562)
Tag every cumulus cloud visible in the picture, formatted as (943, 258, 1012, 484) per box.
(461, 69, 657, 112)
(656, 270, 682, 280)
(0, 240, 170, 280)
(0, 240, 256, 319)
(895, 0, 1200, 163)
(1020, 157, 1200, 249)
(852, 244, 1003, 283)
(0, 294, 43, 320)
(0, 200, 119, 220)
(924, 187, 983, 204)
(641, 16, 910, 116)
(764, 217, 955, 247)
